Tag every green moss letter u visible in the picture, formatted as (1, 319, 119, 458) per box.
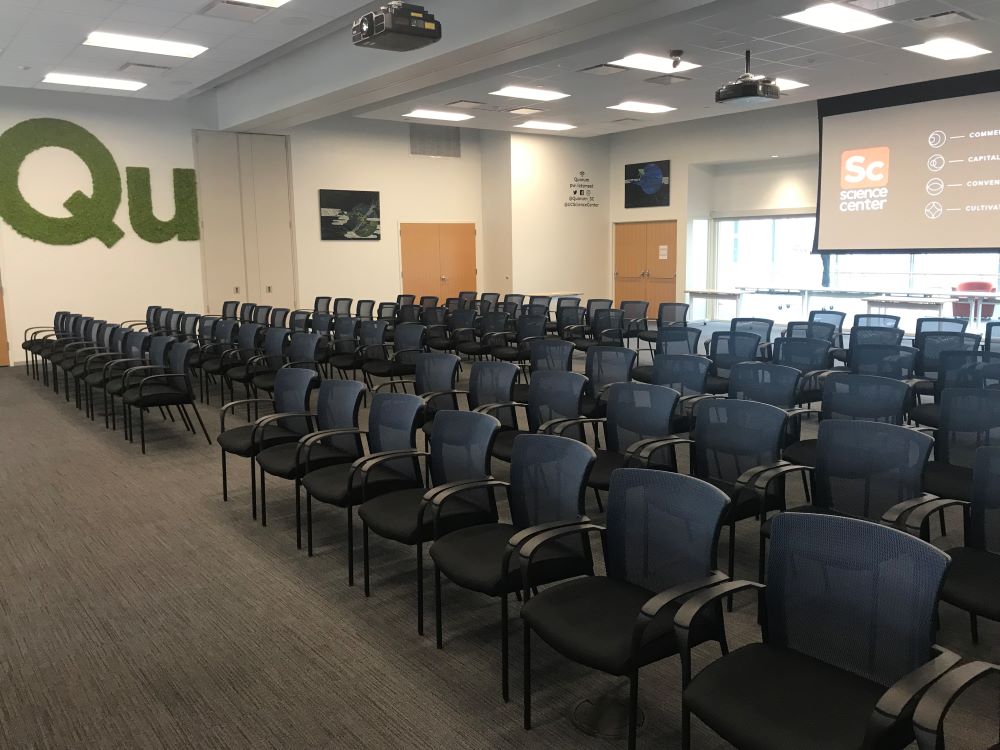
(126, 167, 200, 243)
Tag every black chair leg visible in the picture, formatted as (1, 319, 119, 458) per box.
(295, 479, 302, 550)
(592, 487, 604, 513)
(971, 612, 980, 643)
(250, 456, 257, 520)
(347, 506, 355, 585)
(306, 491, 314, 556)
(681, 704, 691, 750)
(501, 593, 509, 702)
(628, 670, 639, 750)
(523, 624, 532, 730)
(435, 565, 443, 648)
(259, 464, 267, 526)
(727, 522, 736, 611)
(362, 521, 371, 596)
(221, 449, 229, 502)
(188, 401, 210, 443)
(758, 533, 767, 583)
(939, 507, 947, 537)
(416, 542, 424, 635)
(139, 407, 146, 454)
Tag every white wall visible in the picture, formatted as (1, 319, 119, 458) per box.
(511, 132, 611, 300)
(287, 116, 484, 306)
(710, 157, 817, 216)
(0, 88, 212, 359)
(480, 131, 513, 295)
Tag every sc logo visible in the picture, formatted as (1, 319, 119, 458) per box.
(840, 147, 890, 189)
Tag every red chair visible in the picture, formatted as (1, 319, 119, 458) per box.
(953, 281, 996, 319)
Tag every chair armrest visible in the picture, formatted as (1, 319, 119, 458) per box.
(374, 379, 416, 393)
(102, 357, 144, 378)
(912, 661, 998, 750)
(633, 571, 730, 657)
(482, 331, 513, 346)
(350, 449, 428, 502)
(865, 647, 962, 748)
(562, 324, 586, 337)
(425, 478, 508, 537)
(251, 411, 317, 449)
(903, 377, 932, 391)
(880, 493, 942, 528)
(674, 580, 766, 686)
(501, 517, 594, 583)
(538, 417, 579, 435)
(629, 436, 694, 466)
(219, 398, 273, 433)
(420, 389, 470, 404)
(389, 347, 424, 362)
(138, 373, 189, 398)
(281, 360, 320, 370)
(738, 461, 813, 522)
(297, 428, 368, 472)
(123, 364, 167, 386)
(474, 401, 527, 417)
(904, 498, 968, 540)
(786, 407, 823, 419)
(549, 417, 605, 437)
(517, 522, 605, 594)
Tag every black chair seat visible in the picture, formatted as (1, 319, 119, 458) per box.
(830, 347, 848, 363)
(637, 330, 659, 343)
(328, 354, 361, 371)
(427, 337, 452, 351)
(913, 379, 935, 397)
(588, 450, 626, 491)
(226, 365, 250, 383)
(105, 379, 129, 397)
(685, 643, 885, 750)
(456, 342, 489, 357)
(511, 383, 529, 402)
(85, 372, 109, 387)
(302, 463, 416, 507)
(940, 547, 1000, 621)
(910, 403, 940, 428)
(256, 442, 353, 480)
(491, 429, 526, 462)
(783, 439, 817, 467)
(522, 576, 710, 676)
(631, 365, 653, 384)
(580, 394, 605, 419)
(704, 374, 729, 394)
(431, 522, 589, 596)
(123, 384, 188, 407)
(252, 371, 277, 392)
(201, 357, 225, 375)
(358, 488, 492, 544)
(363, 360, 415, 378)
(217, 424, 299, 458)
(492, 346, 525, 362)
(24, 340, 48, 353)
(922, 461, 973, 501)
(70, 363, 88, 378)
(572, 338, 595, 352)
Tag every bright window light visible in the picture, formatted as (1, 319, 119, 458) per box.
(403, 109, 474, 121)
(84, 31, 207, 58)
(782, 3, 891, 33)
(514, 121, 576, 131)
(43, 72, 146, 91)
(903, 38, 991, 60)
(607, 101, 676, 114)
(489, 86, 570, 101)
(775, 78, 809, 91)
(231, 0, 293, 6)
(608, 53, 700, 74)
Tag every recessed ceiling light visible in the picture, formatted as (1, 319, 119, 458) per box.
(43, 72, 146, 91)
(771, 154, 780, 158)
(508, 107, 543, 115)
(608, 53, 701, 74)
(403, 109, 474, 122)
(489, 85, 570, 101)
(607, 100, 676, 114)
(514, 120, 576, 131)
(447, 100, 485, 109)
(903, 37, 991, 60)
(782, 3, 891, 33)
(775, 78, 809, 91)
(84, 31, 207, 58)
(231, 0, 293, 6)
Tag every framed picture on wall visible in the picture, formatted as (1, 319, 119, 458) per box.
(624, 161, 670, 208)
(319, 189, 381, 240)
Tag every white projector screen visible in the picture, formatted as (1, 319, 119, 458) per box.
(815, 87, 1000, 254)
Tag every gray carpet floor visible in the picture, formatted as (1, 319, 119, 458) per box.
(1, 361, 997, 749)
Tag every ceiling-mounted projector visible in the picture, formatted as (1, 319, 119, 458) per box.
(352, 2, 442, 51)
(715, 50, 780, 105)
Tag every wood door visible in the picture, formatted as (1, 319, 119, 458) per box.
(245, 134, 297, 308)
(438, 223, 477, 300)
(400, 223, 443, 298)
(614, 222, 648, 304)
(0, 281, 8, 367)
(645, 221, 678, 309)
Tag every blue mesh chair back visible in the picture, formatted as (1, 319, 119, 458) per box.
(368, 393, 424, 483)
(509, 434, 595, 531)
(554, 305, 585, 335)
(499, 301, 519, 317)
(311, 313, 335, 335)
(586, 298, 613, 322)
(358, 320, 389, 362)
(110, 326, 128, 353)
(651, 354, 711, 396)
(526, 370, 586, 433)
(732, 317, 773, 343)
(356, 300, 375, 320)
(514, 315, 547, 344)
(333, 298, 353, 317)
(606, 469, 729, 591)
(785, 321, 836, 342)
(985, 321, 1000, 353)
(272, 368, 320, 434)
(772, 337, 831, 373)
(620, 301, 649, 331)
(377, 303, 397, 323)
(656, 302, 689, 327)
(849, 344, 917, 379)
(477, 299, 495, 314)
(528, 295, 551, 309)
(522, 304, 549, 319)
(396, 294, 416, 308)
(418, 296, 439, 310)
(314, 296, 332, 314)
(415, 353, 460, 412)
(766, 513, 947, 688)
(144, 306, 160, 329)
(166, 311, 184, 333)
(154, 308, 172, 332)
(692, 399, 786, 487)
(239, 303, 255, 323)
(148, 335, 175, 368)
(215, 319, 239, 345)
(554, 297, 578, 315)
(708, 331, 761, 375)
(393, 323, 427, 366)
(270, 308, 289, 328)
(478, 311, 509, 340)
(330, 316, 359, 354)
(813, 420, 932, 519)
(808, 310, 845, 334)
(252, 305, 272, 325)
(933, 350, 1000, 397)
(179, 314, 199, 339)
(470, 361, 518, 428)
(444, 298, 461, 313)
(481, 293, 500, 309)
(584, 346, 637, 398)
(915, 332, 982, 378)
(289, 310, 310, 332)
(591, 308, 625, 344)
(398, 304, 422, 323)
(447, 308, 476, 335)
(315, 379, 367, 457)
(853, 314, 901, 330)
(969, 446, 1000, 550)
(727, 362, 801, 407)
(850, 326, 905, 350)
(603, 383, 679, 454)
(260, 328, 290, 370)
(820, 373, 909, 424)
(429, 410, 499, 490)
(124, 332, 151, 359)
(166, 342, 199, 396)
(60, 313, 81, 340)
(654, 326, 701, 355)
(196, 316, 218, 342)
(934, 388, 1000, 468)
(286, 332, 322, 369)
(220, 301, 238, 319)
(422, 307, 447, 327)
(458, 291, 477, 307)
(916, 317, 967, 335)
(234, 323, 261, 356)
(504, 294, 525, 311)
(529, 339, 573, 373)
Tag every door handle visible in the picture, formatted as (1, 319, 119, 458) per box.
(441, 276, 447, 281)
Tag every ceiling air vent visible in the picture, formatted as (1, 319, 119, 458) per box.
(447, 100, 485, 109)
(907, 10, 979, 28)
(200, 0, 272, 23)
(410, 125, 461, 158)
(579, 64, 627, 76)
(119, 62, 172, 74)
(610, 117, 641, 123)
(644, 74, 692, 86)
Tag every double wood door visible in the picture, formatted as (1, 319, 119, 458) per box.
(400, 223, 477, 301)
(614, 220, 678, 307)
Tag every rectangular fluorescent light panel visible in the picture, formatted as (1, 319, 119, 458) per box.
(489, 85, 570, 101)
(775, 78, 809, 90)
(514, 121, 576, 131)
(508, 107, 543, 115)
(608, 53, 700, 74)
(230, 0, 293, 6)
(43, 72, 146, 91)
(403, 109, 474, 122)
(782, 3, 891, 33)
(607, 100, 676, 114)
(903, 37, 991, 60)
(84, 31, 207, 58)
